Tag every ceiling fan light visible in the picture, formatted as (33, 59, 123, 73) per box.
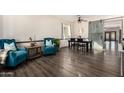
(77, 15, 82, 23)
(78, 20, 81, 23)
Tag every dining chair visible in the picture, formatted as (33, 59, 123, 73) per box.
(77, 38, 86, 51)
(70, 38, 76, 48)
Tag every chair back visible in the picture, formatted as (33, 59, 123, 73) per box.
(77, 38, 83, 42)
(44, 38, 54, 47)
(70, 38, 76, 42)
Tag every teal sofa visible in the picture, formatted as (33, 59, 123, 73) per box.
(0, 39, 28, 67)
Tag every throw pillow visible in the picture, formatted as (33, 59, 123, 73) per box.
(46, 40, 53, 47)
(4, 42, 17, 51)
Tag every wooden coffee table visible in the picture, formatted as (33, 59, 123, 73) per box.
(25, 45, 42, 60)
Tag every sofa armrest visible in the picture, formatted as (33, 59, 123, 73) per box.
(8, 51, 16, 57)
(42, 46, 45, 51)
(7, 51, 16, 65)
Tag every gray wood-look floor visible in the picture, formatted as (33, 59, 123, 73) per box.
(0, 48, 121, 77)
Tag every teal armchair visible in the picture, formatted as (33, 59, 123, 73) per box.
(0, 39, 28, 67)
(42, 38, 57, 55)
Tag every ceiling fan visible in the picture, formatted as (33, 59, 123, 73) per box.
(77, 15, 87, 23)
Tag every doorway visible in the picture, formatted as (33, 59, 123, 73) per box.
(104, 31, 118, 51)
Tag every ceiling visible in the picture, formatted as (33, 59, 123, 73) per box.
(55, 15, 122, 22)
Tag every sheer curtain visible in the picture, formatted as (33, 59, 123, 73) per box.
(89, 20, 104, 50)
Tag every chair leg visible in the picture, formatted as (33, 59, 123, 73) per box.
(82, 46, 83, 52)
(77, 45, 79, 50)
(82, 46, 84, 52)
(74, 43, 75, 49)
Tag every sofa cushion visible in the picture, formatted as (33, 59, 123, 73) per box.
(4, 42, 17, 51)
(46, 40, 53, 47)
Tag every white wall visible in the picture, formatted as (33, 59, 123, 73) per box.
(73, 22, 88, 38)
(0, 16, 3, 38)
(2, 15, 73, 42)
(1, 15, 74, 47)
(84, 15, 121, 21)
(104, 19, 122, 28)
(2, 15, 121, 40)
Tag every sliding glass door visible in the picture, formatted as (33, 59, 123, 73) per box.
(104, 31, 118, 51)
(105, 31, 116, 41)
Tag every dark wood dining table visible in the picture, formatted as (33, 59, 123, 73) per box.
(68, 39, 92, 52)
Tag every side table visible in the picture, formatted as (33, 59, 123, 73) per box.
(25, 45, 42, 60)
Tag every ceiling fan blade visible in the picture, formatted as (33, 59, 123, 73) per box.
(79, 19, 87, 22)
(77, 15, 88, 22)
(82, 19, 88, 22)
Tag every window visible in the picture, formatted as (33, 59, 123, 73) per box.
(62, 23, 71, 39)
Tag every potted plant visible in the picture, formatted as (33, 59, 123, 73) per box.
(54, 38, 60, 51)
